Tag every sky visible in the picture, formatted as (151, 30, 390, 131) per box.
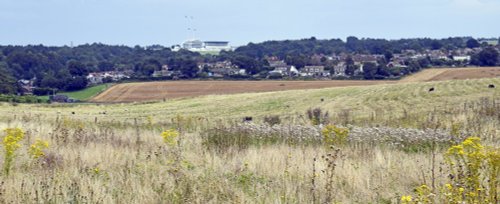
(0, 0, 499, 47)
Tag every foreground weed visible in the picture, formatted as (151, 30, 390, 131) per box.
(1, 128, 25, 176)
(307, 108, 329, 125)
(161, 129, 179, 146)
(321, 124, 349, 146)
(402, 137, 500, 203)
(28, 139, 49, 159)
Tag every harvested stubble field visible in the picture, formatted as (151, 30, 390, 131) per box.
(0, 75, 498, 203)
(91, 80, 391, 103)
(91, 67, 500, 103)
(400, 67, 500, 82)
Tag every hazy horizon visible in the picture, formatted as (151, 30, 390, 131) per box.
(1, 0, 499, 47)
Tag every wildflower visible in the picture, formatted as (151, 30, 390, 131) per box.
(1, 128, 25, 175)
(445, 183, 453, 190)
(28, 139, 49, 159)
(161, 129, 179, 146)
(401, 195, 412, 202)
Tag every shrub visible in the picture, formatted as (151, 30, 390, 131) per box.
(202, 127, 252, 154)
(263, 115, 281, 126)
(306, 108, 329, 125)
(161, 129, 179, 147)
(402, 137, 500, 203)
(443, 137, 499, 203)
(321, 124, 349, 146)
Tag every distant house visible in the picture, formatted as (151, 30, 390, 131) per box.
(152, 65, 172, 77)
(208, 68, 238, 77)
(268, 60, 287, 68)
(478, 38, 499, 46)
(333, 62, 347, 76)
(452, 55, 471, 61)
(387, 61, 408, 69)
(17, 79, 35, 95)
(272, 65, 299, 77)
(87, 71, 131, 84)
(300, 66, 325, 77)
(49, 95, 75, 103)
(352, 55, 380, 64)
(426, 50, 450, 61)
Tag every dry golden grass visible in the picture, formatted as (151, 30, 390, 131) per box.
(0, 77, 498, 203)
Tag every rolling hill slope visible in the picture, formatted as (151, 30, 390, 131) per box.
(91, 67, 499, 103)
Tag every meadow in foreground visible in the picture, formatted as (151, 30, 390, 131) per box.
(0, 78, 498, 203)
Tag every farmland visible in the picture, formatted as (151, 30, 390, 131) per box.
(92, 67, 500, 103)
(91, 80, 392, 103)
(400, 67, 500, 82)
(0, 73, 498, 203)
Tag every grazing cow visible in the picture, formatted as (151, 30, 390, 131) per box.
(320, 98, 324, 102)
(71, 112, 75, 115)
(488, 84, 495, 88)
(428, 87, 435, 92)
(243, 116, 253, 122)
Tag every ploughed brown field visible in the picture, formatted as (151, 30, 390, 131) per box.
(91, 67, 499, 103)
(400, 67, 500, 82)
(90, 80, 391, 102)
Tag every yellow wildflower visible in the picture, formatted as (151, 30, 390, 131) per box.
(28, 139, 49, 159)
(161, 129, 179, 146)
(401, 195, 412, 202)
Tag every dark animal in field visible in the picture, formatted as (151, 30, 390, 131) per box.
(243, 116, 253, 122)
(488, 84, 495, 88)
(321, 98, 324, 102)
(71, 112, 75, 115)
(428, 87, 435, 92)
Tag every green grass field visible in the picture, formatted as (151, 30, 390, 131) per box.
(37, 84, 111, 101)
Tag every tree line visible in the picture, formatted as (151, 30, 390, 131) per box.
(0, 37, 499, 95)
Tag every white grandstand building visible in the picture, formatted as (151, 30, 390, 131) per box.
(178, 39, 233, 52)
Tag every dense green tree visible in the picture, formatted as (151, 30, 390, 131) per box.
(344, 56, 357, 76)
(362, 62, 378, 79)
(67, 60, 88, 76)
(477, 47, 499, 66)
(346, 36, 360, 52)
(431, 40, 443, 50)
(98, 61, 115, 71)
(232, 55, 262, 75)
(285, 54, 308, 68)
(384, 51, 393, 62)
(466, 38, 480, 48)
(0, 62, 17, 94)
(65, 76, 88, 91)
